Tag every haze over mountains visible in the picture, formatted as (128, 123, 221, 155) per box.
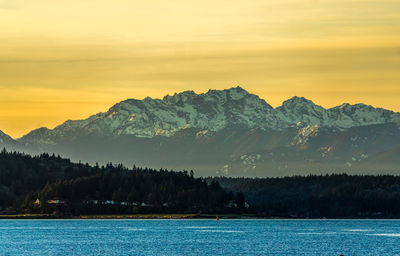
(1, 87, 400, 177)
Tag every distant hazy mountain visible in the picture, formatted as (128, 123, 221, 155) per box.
(2, 87, 400, 176)
(0, 130, 15, 147)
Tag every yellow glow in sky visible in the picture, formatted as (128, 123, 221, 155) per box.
(1, 0, 400, 138)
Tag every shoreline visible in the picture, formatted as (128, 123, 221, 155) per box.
(0, 214, 398, 220)
(0, 213, 256, 220)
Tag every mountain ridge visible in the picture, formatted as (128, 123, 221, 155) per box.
(0, 130, 15, 145)
(15, 87, 400, 144)
(1, 87, 400, 177)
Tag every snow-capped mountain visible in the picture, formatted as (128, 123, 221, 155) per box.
(6, 87, 400, 176)
(276, 96, 400, 129)
(18, 87, 400, 145)
(20, 87, 278, 144)
(328, 103, 400, 128)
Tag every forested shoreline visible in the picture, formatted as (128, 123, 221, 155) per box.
(0, 150, 246, 216)
(1, 149, 400, 218)
(212, 174, 400, 218)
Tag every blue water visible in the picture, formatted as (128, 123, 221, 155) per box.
(0, 219, 399, 255)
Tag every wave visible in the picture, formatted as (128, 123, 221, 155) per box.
(184, 226, 217, 229)
(343, 229, 374, 232)
(296, 232, 337, 235)
(196, 230, 245, 233)
(368, 233, 400, 237)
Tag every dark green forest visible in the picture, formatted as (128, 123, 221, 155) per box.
(212, 174, 400, 218)
(0, 149, 243, 215)
(2, 148, 400, 218)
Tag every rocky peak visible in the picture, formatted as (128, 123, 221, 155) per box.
(19, 127, 55, 145)
(276, 96, 329, 126)
(225, 86, 249, 100)
(163, 90, 197, 105)
(280, 96, 319, 110)
(14, 87, 400, 144)
(328, 103, 400, 128)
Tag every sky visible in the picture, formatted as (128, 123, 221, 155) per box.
(1, 0, 399, 138)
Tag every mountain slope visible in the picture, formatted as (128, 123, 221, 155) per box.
(19, 87, 277, 143)
(18, 87, 400, 144)
(0, 130, 16, 147)
(9, 87, 400, 176)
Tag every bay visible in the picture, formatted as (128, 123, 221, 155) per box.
(1, 219, 399, 255)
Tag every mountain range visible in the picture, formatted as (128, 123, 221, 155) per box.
(1, 87, 400, 177)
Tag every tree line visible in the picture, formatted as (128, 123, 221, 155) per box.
(0, 149, 246, 215)
(211, 174, 400, 218)
(3, 148, 400, 218)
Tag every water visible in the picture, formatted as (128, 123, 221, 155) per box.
(1, 219, 400, 255)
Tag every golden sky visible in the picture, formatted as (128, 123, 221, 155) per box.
(1, 0, 400, 138)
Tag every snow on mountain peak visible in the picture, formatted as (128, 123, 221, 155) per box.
(283, 96, 313, 104)
(26, 87, 273, 140)
(276, 96, 329, 126)
(18, 127, 56, 145)
(336, 103, 351, 109)
(328, 103, 400, 128)
(163, 90, 197, 105)
(226, 86, 249, 100)
(16, 87, 400, 143)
